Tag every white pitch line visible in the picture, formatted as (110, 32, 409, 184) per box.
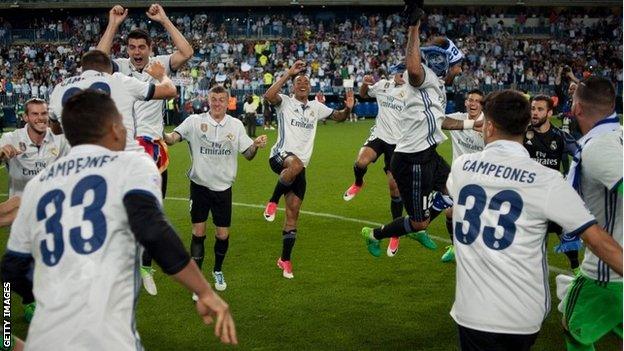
(164, 196, 572, 276)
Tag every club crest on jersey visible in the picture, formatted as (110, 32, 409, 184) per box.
(226, 133, 234, 141)
(50, 147, 59, 157)
(550, 140, 557, 150)
(19, 142, 26, 152)
(200, 123, 208, 133)
(384, 82, 390, 89)
(397, 90, 405, 99)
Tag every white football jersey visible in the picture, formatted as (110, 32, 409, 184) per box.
(270, 94, 334, 167)
(114, 55, 171, 139)
(446, 112, 485, 160)
(49, 70, 155, 150)
(366, 79, 405, 145)
(175, 113, 253, 191)
(394, 65, 448, 154)
(577, 128, 622, 283)
(447, 140, 596, 334)
(0, 127, 70, 196)
(7, 144, 162, 351)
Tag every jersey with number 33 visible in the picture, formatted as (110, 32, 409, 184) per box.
(447, 140, 596, 335)
(7, 145, 162, 351)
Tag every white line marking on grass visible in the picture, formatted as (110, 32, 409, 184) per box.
(165, 196, 572, 276)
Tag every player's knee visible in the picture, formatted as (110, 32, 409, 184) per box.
(215, 231, 229, 240)
(388, 180, 400, 196)
(445, 207, 453, 219)
(192, 226, 207, 237)
(355, 159, 368, 169)
(289, 159, 304, 174)
(409, 218, 429, 232)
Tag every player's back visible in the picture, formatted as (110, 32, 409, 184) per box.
(448, 140, 594, 334)
(49, 70, 153, 149)
(18, 145, 161, 350)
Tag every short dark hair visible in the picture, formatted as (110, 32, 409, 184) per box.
(81, 50, 113, 73)
(127, 29, 152, 46)
(530, 94, 553, 111)
(61, 90, 120, 146)
(575, 76, 616, 111)
(483, 90, 530, 136)
(24, 98, 47, 115)
(467, 89, 484, 98)
(209, 85, 230, 98)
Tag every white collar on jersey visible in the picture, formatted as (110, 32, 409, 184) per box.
(81, 70, 105, 77)
(68, 144, 110, 155)
(484, 139, 530, 157)
(291, 96, 310, 110)
(205, 113, 229, 127)
(22, 125, 53, 146)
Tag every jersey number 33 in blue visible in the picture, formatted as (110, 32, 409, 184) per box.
(454, 184, 523, 250)
(36, 175, 108, 266)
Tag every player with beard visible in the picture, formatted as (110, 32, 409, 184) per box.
(97, 4, 194, 295)
(523, 94, 580, 273)
(448, 89, 621, 351)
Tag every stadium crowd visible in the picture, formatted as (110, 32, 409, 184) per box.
(0, 7, 621, 108)
(0, 2, 621, 350)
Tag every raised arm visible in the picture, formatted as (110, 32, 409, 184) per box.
(359, 75, 375, 99)
(146, 4, 193, 70)
(264, 60, 306, 105)
(331, 90, 355, 122)
(404, 6, 425, 88)
(97, 5, 128, 55)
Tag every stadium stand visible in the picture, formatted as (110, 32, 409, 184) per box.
(0, 6, 621, 121)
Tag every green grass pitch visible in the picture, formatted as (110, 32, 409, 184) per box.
(0, 119, 620, 350)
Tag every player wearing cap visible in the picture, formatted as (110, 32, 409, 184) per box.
(262, 60, 354, 279)
(164, 86, 267, 292)
(1, 90, 237, 350)
(448, 89, 622, 350)
(97, 4, 194, 295)
(561, 76, 623, 351)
